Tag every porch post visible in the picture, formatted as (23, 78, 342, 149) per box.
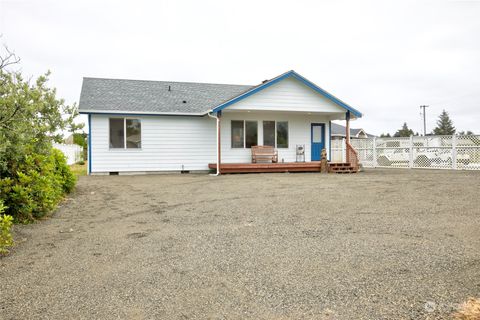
(217, 111, 222, 175)
(345, 111, 351, 143)
(345, 111, 351, 162)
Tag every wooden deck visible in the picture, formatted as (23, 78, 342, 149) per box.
(208, 162, 321, 173)
(208, 162, 358, 174)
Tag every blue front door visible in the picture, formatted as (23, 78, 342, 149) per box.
(311, 123, 325, 161)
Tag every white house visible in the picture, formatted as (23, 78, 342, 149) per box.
(79, 70, 363, 175)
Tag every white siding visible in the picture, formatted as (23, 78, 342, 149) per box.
(221, 112, 330, 163)
(90, 112, 332, 173)
(90, 115, 216, 173)
(227, 77, 346, 114)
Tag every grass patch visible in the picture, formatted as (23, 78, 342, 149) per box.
(70, 163, 87, 176)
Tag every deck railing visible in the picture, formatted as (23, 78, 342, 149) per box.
(346, 141, 359, 171)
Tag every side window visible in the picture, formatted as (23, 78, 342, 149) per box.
(126, 119, 141, 148)
(109, 118, 125, 148)
(109, 118, 141, 149)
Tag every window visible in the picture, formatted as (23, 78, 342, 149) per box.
(263, 121, 275, 147)
(126, 119, 141, 148)
(109, 118, 124, 148)
(276, 121, 289, 148)
(231, 120, 258, 148)
(263, 121, 289, 148)
(231, 120, 244, 148)
(245, 121, 258, 148)
(109, 118, 141, 149)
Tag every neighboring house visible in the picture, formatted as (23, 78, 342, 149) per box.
(330, 123, 373, 140)
(79, 70, 362, 175)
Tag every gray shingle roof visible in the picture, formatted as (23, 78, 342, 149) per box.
(79, 77, 253, 115)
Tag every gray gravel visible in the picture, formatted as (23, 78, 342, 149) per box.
(1, 169, 480, 319)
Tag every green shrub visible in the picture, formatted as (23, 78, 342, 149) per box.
(0, 201, 14, 255)
(52, 148, 76, 193)
(77, 160, 85, 165)
(0, 147, 76, 222)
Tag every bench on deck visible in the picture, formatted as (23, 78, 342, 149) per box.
(251, 145, 278, 163)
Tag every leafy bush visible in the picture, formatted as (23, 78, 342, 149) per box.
(77, 160, 85, 165)
(0, 201, 14, 254)
(0, 46, 80, 223)
(0, 147, 76, 222)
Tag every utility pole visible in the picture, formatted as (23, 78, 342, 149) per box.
(420, 105, 429, 136)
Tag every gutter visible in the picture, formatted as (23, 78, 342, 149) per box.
(207, 112, 221, 176)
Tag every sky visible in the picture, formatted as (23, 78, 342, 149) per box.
(1, 0, 479, 135)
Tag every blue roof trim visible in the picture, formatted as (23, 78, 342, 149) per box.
(212, 70, 362, 118)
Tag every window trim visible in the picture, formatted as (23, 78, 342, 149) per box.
(109, 117, 142, 150)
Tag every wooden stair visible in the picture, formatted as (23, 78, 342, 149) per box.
(328, 162, 358, 174)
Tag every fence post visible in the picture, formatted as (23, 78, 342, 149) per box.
(409, 135, 414, 169)
(372, 137, 377, 167)
(452, 134, 457, 170)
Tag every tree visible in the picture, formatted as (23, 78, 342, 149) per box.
(0, 44, 81, 221)
(73, 132, 88, 161)
(380, 133, 391, 138)
(432, 110, 455, 135)
(458, 130, 474, 135)
(394, 122, 414, 137)
(0, 46, 82, 174)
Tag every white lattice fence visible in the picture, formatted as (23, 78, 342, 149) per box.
(348, 135, 480, 170)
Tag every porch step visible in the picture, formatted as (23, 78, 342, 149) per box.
(328, 162, 358, 174)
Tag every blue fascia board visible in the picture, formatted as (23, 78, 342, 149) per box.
(212, 70, 362, 118)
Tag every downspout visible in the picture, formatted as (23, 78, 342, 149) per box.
(207, 111, 221, 176)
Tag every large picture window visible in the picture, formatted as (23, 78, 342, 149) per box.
(231, 120, 258, 148)
(109, 118, 141, 149)
(262, 120, 289, 148)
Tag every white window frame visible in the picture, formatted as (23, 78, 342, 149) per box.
(109, 117, 142, 150)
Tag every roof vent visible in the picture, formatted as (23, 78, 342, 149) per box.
(262, 79, 269, 83)
(168, 85, 171, 91)
(182, 100, 187, 103)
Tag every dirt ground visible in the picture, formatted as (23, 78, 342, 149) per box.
(1, 169, 480, 319)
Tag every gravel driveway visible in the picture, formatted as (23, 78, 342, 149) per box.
(1, 169, 480, 319)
